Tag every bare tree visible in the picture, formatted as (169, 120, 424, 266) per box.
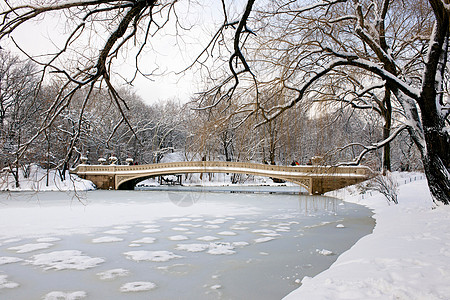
(0, 50, 40, 186)
(0, 0, 177, 166)
(368, 172, 399, 205)
(198, 0, 449, 204)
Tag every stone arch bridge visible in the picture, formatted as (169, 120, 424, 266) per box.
(70, 161, 373, 195)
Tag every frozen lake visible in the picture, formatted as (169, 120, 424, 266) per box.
(0, 190, 374, 299)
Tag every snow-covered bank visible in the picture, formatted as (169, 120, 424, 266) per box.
(284, 173, 450, 300)
(0, 165, 95, 191)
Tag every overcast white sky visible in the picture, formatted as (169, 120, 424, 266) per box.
(1, 0, 248, 105)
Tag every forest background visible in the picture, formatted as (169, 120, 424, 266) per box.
(0, 49, 420, 185)
(0, 0, 447, 203)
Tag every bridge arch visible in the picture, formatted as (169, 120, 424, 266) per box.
(116, 169, 310, 191)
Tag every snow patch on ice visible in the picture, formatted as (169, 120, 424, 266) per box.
(217, 231, 237, 236)
(305, 221, 331, 229)
(131, 237, 156, 244)
(97, 268, 130, 280)
(179, 223, 201, 228)
(140, 224, 160, 228)
(42, 291, 87, 300)
(103, 229, 127, 235)
(169, 217, 191, 222)
(274, 227, 290, 232)
(1, 238, 22, 244)
(168, 235, 189, 241)
(124, 250, 182, 262)
(230, 226, 250, 230)
(91, 236, 123, 243)
(210, 284, 221, 290)
(120, 281, 157, 292)
(36, 237, 61, 243)
(316, 249, 334, 256)
(0, 256, 23, 265)
(203, 225, 220, 229)
(252, 229, 276, 234)
(197, 236, 220, 241)
(206, 219, 228, 224)
(232, 241, 250, 247)
(8, 242, 53, 253)
(254, 237, 276, 243)
(171, 227, 189, 231)
(114, 225, 132, 230)
(207, 243, 236, 255)
(28, 250, 104, 270)
(175, 243, 209, 252)
(0, 274, 19, 289)
(252, 229, 281, 237)
(235, 220, 256, 225)
(176, 242, 237, 255)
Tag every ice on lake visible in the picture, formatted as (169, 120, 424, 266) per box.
(0, 190, 374, 299)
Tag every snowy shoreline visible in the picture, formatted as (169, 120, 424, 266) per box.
(284, 173, 450, 300)
(0, 165, 95, 192)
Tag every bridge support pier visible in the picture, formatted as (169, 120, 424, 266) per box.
(308, 177, 368, 195)
(310, 178, 324, 195)
(79, 174, 116, 190)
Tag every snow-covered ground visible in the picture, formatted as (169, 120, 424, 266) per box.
(0, 165, 95, 191)
(284, 173, 450, 300)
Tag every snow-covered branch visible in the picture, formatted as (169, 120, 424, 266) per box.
(335, 124, 408, 166)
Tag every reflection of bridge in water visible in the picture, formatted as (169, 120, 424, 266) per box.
(298, 196, 339, 214)
(70, 161, 373, 195)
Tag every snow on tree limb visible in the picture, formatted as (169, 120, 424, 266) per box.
(334, 124, 408, 166)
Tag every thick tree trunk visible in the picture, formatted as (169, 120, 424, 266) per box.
(382, 122, 391, 173)
(423, 152, 450, 205)
(398, 98, 450, 204)
(419, 93, 450, 205)
(382, 89, 392, 173)
(421, 116, 450, 205)
(419, 86, 450, 205)
(393, 88, 449, 204)
(418, 4, 450, 205)
(14, 166, 19, 188)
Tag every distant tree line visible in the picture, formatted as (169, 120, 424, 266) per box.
(0, 50, 421, 188)
(0, 50, 188, 186)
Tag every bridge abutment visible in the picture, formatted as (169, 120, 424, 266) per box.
(73, 165, 117, 189)
(80, 174, 115, 190)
